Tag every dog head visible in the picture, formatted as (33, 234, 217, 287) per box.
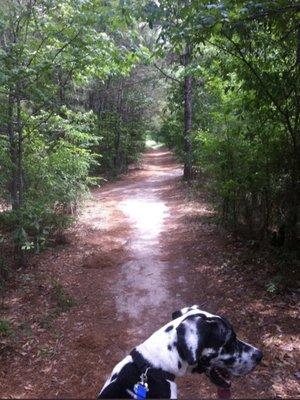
(173, 306, 263, 389)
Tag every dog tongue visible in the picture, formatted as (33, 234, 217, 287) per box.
(217, 387, 231, 399)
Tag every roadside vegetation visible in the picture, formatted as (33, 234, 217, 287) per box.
(0, 0, 163, 267)
(144, 0, 299, 290)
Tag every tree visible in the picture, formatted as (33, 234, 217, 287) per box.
(155, 0, 300, 248)
(0, 0, 144, 256)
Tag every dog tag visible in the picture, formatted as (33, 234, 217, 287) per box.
(134, 382, 149, 399)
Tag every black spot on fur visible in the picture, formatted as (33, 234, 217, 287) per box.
(201, 353, 218, 366)
(130, 348, 152, 371)
(172, 310, 182, 320)
(165, 325, 173, 332)
(178, 361, 182, 369)
(167, 344, 172, 351)
(243, 345, 251, 353)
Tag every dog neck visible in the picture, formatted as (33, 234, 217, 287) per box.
(135, 324, 190, 377)
(135, 310, 208, 377)
(130, 348, 176, 381)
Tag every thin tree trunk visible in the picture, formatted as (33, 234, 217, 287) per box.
(7, 87, 25, 264)
(17, 90, 25, 265)
(114, 130, 120, 171)
(16, 89, 23, 209)
(114, 83, 123, 173)
(183, 44, 193, 180)
(7, 90, 18, 210)
(58, 67, 65, 107)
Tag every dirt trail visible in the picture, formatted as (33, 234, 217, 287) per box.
(0, 149, 299, 398)
(113, 151, 179, 322)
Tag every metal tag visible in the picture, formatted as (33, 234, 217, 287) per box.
(134, 382, 149, 399)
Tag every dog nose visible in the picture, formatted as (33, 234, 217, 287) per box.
(252, 350, 263, 363)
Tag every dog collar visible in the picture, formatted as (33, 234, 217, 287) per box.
(130, 348, 175, 382)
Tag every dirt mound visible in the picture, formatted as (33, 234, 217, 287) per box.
(80, 249, 130, 269)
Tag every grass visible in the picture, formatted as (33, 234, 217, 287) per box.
(50, 278, 77, 312)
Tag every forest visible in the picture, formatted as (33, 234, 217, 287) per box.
(0, 0, 299, 398)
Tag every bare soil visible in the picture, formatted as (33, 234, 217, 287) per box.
(0, 149, 299, 398)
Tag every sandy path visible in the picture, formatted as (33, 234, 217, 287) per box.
(0, 149, 299, 399)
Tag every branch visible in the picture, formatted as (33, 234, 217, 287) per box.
(224, 34, 294, 137)
(52, 30, 82, 63)
(153, 63, 180, 83)
(21, 65, 77, 129)
(27, 27, 67, 67)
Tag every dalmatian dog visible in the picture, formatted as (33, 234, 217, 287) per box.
(98, 305, 263, 399)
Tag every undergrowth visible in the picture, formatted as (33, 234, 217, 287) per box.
(0, 319, 12, 337)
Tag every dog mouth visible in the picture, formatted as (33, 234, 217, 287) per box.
(208, 367, 231, 389)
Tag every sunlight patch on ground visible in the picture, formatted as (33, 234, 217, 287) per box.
(119, 198, 168, 239)
(117, 195, 170, 319)
(145, 139, 164, 149)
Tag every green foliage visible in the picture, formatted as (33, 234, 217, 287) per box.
(50, 278, 77, 312)
(0, 318, 12, 336)
(0, 0, 148, 259)
(156, 0, 299, 248)
(0, 106, 99, 251)
(266, 275, 283, 294)
(25, 108, 99, 207)
(91, 64, 159, 176)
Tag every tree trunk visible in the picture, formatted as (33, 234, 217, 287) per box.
(183, 44, 193, 180)
(7, 90, 18, 210)
(114, 83, 123, 173)
(16, 89, 23, 210)
(114, 130, 120, 171)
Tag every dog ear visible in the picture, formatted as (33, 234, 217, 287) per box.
(198, 317, 230, 353)
(176, 316, 225, 365)
(176, 320, 198, 365)
(176, 316, 209, 365)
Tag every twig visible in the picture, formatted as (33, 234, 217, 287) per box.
(153, 63, 181, 83)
